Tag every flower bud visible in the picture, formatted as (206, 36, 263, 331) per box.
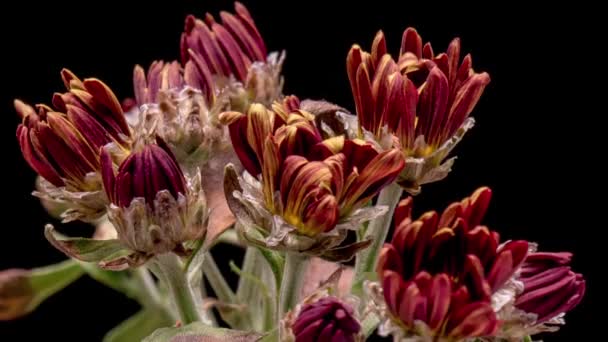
(515, 252, 585, 324)
(0, 269, 32, 320)
(102, 139, 207, 255)
(292, 297, 361, 342)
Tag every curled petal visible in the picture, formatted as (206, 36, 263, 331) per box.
(342, 148, 405, 211)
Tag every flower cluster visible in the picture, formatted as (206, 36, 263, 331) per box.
(369, 188, 585, 341)
(129, 2, 282, 169)
(4, 2, 585, 342)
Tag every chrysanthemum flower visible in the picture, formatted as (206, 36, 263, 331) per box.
(130, 53, 225, 161)
(370, 187, 529, 341)
(180, 2, 283, 108)
(347, 28, 490, 194)
(15, 69, 130, 222)
(221, 97, 404, 260)
(101, 138, 207, 256)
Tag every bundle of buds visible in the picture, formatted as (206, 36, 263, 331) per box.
(2, 2, 584, 342)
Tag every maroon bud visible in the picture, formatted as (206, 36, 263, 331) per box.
(515, 252, 586, 324)
(102, 139, 206, 255)
(102, 139, 186, 208)
(292, 296, 360, 342)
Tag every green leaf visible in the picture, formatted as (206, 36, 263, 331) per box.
(44, 225, 148, 270)
(28, 259, 85, 308)
(103, 309, 173, 342)
(143, 322, 263, 342)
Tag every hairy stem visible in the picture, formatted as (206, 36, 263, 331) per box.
(203, 252, 237, 303)
(278, 252, 308, 318)
(133, 266, 164, 310)
(352, 182, 403, 297)
(153, 253, 202, 324)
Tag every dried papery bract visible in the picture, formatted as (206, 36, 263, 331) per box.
(347, 28, 490, 194)
(131, 58, 226, 163)
(15, 69, 131, 222)
(222, 98, 405, 260)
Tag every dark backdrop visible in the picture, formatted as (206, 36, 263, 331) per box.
(0, 1, 601, 340)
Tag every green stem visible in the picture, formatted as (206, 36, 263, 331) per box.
(234, 247, 275, 332)
(361, 312, 381, 337)
(236, 247, 258, 300)
(133, 267, 164, 311)
(153, 253, 202, 324)
(278, 252, 308, 317)
(203, 252, 237, 303)
(523, 336, 533, 342)
(203, 252, 246, 329)
(352, 182, 403, 297)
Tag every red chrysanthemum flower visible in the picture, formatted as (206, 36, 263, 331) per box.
(15, 69, 130, 221)
(221, 97, 405, 260)
(347, 28, 490, 194)
(374, 187, 528, 340)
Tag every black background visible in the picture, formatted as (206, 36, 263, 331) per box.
(0, 1, 601, 340)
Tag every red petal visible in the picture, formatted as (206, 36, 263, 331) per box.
(394, 197, 413, 229)
(416, 67, 449, 147)
(371, 31, 387, 67)
(400, 27, 422, 59)
(427, 274, 450, 330)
